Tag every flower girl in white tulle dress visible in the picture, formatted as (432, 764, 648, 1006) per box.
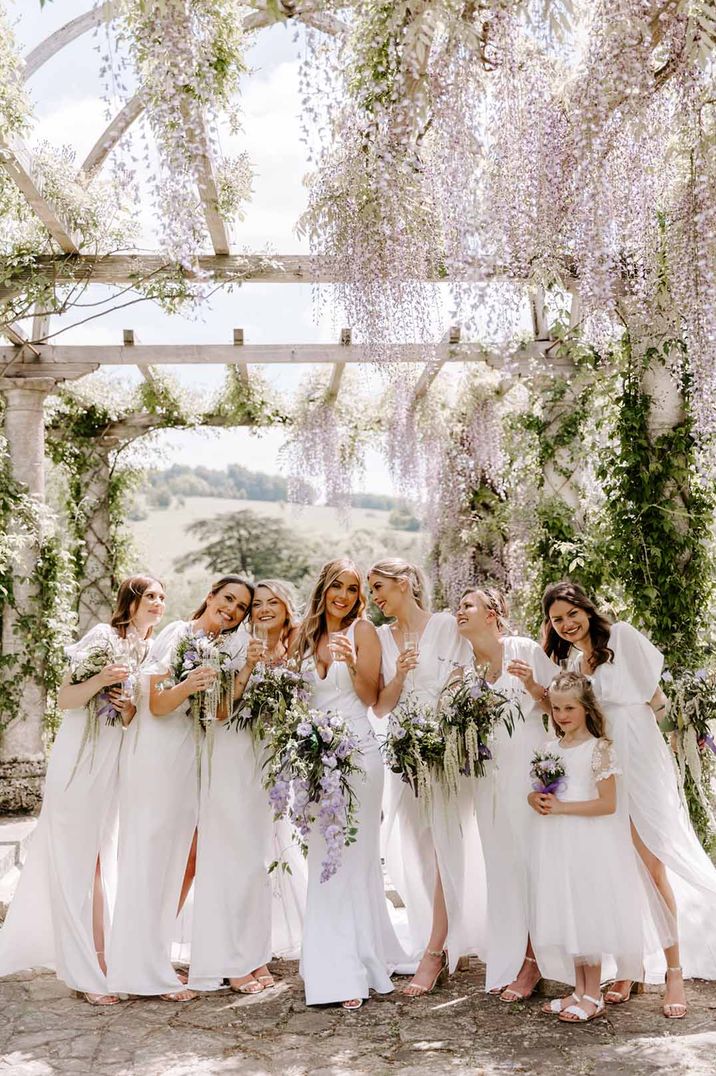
(528, 672, 675, 1024)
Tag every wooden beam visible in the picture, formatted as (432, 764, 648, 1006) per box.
(0, 252, 521, 295)
(23, 2, 122, 79)
(325, 328, 350, 405)
(412, 325, 460, 403)
(0, 136, 81, 253)
(0, 363, 98, 381)
(31, 307, 50, 342)
(0, 338, 571, 371)
(233, 328, 249, 385)
(81, 94, 145, 177)
(529, 286, 548, 339)
(188, 111, 230, 255)
(124, 328, 158, 385)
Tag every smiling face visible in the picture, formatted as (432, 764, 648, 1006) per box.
(326, 570, 360, 622)
(131, 580, 166, 633)
(549, 689, 588, 737)
(455, 591, 495, 637)
(205, 582, 252, 632)
(547, 599, 591, 648)
(252, 585, 287, 633)
(368, 573, 406, 618)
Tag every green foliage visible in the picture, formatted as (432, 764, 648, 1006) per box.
(215, 366, 289, 428)
(175, 508, 315, 584)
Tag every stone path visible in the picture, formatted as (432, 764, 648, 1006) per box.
(1, 961, 715, 1075)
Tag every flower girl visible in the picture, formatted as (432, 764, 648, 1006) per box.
(528, 672, 675, 1024)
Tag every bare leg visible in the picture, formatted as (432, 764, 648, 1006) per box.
(559, 963, 602, 1022)
(630, 824, 686, 1015)
(177, 829, 197, 915)
(500, 937, 542, 1002)
(92, 856, 107, 975)
(402, 864, 448, 996)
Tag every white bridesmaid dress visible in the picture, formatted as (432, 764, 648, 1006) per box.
(300, 622, 407, 1005)
(0, 623, 122, 995)
(106, 619, 202, 996)
(378, 611, 487, 974)
(530, 736, 676, 985)
(189, 642, 307, 990)
(471, 636, 557, 991)
(570, 621, 716, 980)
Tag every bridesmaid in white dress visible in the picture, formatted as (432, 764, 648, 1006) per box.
(294, 558, 407, 1010)
(368, 559, 485, 997)
(107, 575, 252, 1002)
(189, 579, 306, 995)
(455, 587, 557, 1000)
(528, 672, 675, 1023)
(0, 575, 165, 1005)
(542, 579, 716, 1017)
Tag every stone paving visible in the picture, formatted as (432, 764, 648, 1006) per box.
(1, 960, 715, 1076)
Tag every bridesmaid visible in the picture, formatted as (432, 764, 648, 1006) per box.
(455, 587, 557, 1000)
(294, 558, 407, 1009)
(542, 579, 716, 1017)
(0, 575, 165, 1005)
(189, 579, 305, 994)
(368, 558, 485, 997)
(107, 575, 252, 1001)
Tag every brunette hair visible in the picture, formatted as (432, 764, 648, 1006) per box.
(541, 580, 614, 671)
(111, 575, 164, 639)
(252, 579, 300, 651)
(549, 670, 610, 741)
(368, 558, 430, 612)
(190, 575, 254, 629)
(460, 586, 511, 633)
(295, 558, 365, 661)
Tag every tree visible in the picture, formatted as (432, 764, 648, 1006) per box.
(175, 509, 314, 584)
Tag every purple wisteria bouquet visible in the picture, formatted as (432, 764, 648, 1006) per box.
(263, 701, 363, 883)
(530, 751, 567, 795)
(662, 667, 716, 831)
(171, 628, 235, 730)
(383, 694, 445, 804)
(227, 663, 310, 742)
(438, 668, 522, 793)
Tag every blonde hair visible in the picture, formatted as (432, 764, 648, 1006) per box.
(295, 558, 365, 661)
(549, 671, 610, 741)
(252, 579, 300, 651)
(368, 558, 430, 611)
(461, 586, 511, 633)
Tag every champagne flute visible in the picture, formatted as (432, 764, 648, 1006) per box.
(254, 622, 270, 664)
(403, 631, 420, 658)
(328, 631, 344, 659)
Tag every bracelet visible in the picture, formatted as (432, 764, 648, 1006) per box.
(653, 703, 666, 713)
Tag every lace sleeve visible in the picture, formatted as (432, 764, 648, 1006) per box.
(591, 738, 621, 783)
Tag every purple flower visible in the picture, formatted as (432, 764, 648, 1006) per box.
(296, 721, 313, 738)
(318, 726, 334, 743)
(322, 753, 338, 770)
(469, 682, 484, 699)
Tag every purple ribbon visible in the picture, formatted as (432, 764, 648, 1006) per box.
(698, 734, 716, 755)
(532, 777, 566, 794)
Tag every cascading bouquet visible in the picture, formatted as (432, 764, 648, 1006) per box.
(263, 702, 363, 882)
(437, 668, 523, 795)
(227, 663, 311, 742)
(662, 667, 716, 831)
(530, 750, 567, 795)
(382, 693, 445, 805)
(169, 628, 237, 780)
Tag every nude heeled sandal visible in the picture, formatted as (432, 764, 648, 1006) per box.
(500, 956, 542, 1002)
(663, 965, 687, 1019)
(401, 949, 448, 997)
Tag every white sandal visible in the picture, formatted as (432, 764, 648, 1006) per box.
(542, 992, 580, 1015)
(558, 993, 605, 1024)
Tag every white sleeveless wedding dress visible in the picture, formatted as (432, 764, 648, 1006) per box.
(378, 611, 487, 973)
(0, 623, 122, 995)
(299, 622, 407, 1005)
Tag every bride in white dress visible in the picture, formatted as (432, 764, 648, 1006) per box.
(294, 559, 407, 1010)
(542, 579, 716, 1018)
(0, 575, 165, 1005)
(368, 559, 485, 997)
(107, 575, 253, 1001)
(189, 579, 306, 995)
(455, 587, 557, 1000)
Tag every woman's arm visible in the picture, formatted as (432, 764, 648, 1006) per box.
(149, 667, 217, 716)
(533, 775, 617, 817)
(649, 685, 669, 721)
(331, 621, 381, 707)
(373, 641, 418, 718)
(220, 640, 265, 721)
(57, 663, 130, 711)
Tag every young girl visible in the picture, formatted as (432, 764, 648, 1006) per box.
(528, 672, 675, 1024)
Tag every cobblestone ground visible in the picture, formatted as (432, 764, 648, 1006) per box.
(1, 961, 715, 1076)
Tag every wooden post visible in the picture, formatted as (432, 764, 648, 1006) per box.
(0, 377, 56, 813)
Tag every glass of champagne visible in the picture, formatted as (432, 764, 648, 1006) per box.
(328, 631, 344, 660)
(254, 622, 270, 659)
(403, 631, 420, 658)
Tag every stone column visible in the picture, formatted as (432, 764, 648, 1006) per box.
(0, 377, 55, 813)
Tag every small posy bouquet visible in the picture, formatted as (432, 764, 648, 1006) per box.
(263, 702, 363, 883)
(383, 694, 445, 804)
(530, 750, 567, 795)
(171, 628, 235, 730)
(227, 663, 311, 742)
(438, 668, 522, 793)
(662, 666, 716, 830)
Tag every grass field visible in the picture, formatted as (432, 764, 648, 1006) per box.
(128, 496, 425, 621)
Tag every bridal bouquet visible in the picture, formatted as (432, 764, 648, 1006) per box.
(263, 702, 363, 883)
(530, 750, 567, 794)
(438, 669, 522, 793)
(171, 628, 235, 730)
(227, 663, 311, 742)
(383, 694, 445, 804)
(662, 667, 716, 829)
